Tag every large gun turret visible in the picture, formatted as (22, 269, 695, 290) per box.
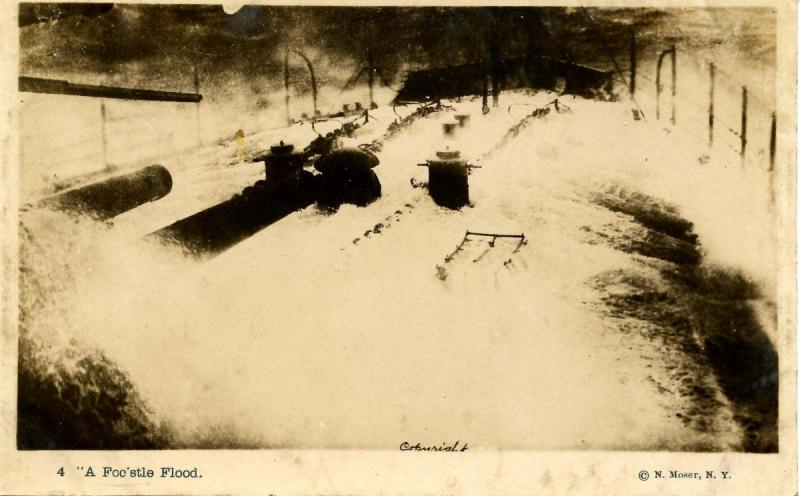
(151, 143, 317, 256)
(150, 136, 383, 258)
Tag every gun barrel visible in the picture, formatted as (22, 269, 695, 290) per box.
(39, 164, 173, 219)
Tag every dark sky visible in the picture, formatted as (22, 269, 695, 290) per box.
(18, 6, 650, 93)
(20, 5, 775, 105)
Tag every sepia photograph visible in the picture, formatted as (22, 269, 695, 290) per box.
(1, 0, 797, 494)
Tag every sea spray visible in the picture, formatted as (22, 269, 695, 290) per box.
(17, 210, 184, 448)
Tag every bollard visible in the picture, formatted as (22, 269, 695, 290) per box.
(252, 141, 310, 208)
(425, 149, 469, 209)
(442, 122, 458, 138)
(454, 114, 471, 127)
(258, 141, 306, 184)
(39, 164, 172, 220)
